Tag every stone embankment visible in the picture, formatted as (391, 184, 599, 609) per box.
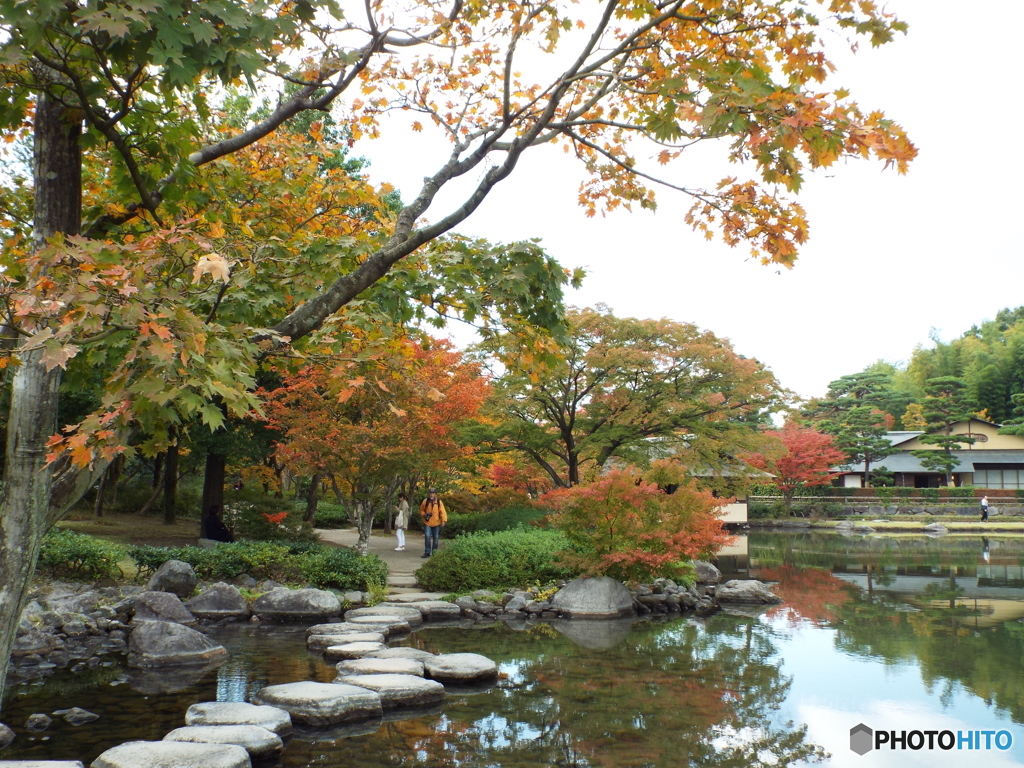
(1, 558, 781, 766)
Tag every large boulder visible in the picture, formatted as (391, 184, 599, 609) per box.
(91, 740, 250, 768)
(423, 653, 498, 683)
(253, 681, 382, 726)
(334, 674, 445, 710)
(715, 579, 782, 605)
(186, 583, 250, 621)
(11, 630, 63, 657)
(0, 722, 14, 748)
(127, 620, 228, 667)
(147, 560, 198, 598)
(131, 591, 197, 626)
(163, 725, 283, 760)
(551, 577, 634, 619)
(252, 588, 341, 622)
(693, 561, 721, 584)
(185, 702, 292, 736)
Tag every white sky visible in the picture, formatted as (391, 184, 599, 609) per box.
(350, 0, 1024, 401)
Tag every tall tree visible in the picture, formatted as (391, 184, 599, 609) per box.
(0, 0, 916, 706)
(910, 377, 979, 486)
(742, 424, 846, 515)
(802, 372, 901, 485)
(476, 307, 782, 487)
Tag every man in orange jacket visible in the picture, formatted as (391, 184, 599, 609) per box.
(420, 488, 447, 558)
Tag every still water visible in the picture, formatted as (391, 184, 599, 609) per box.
(4, 531, 1024, 767)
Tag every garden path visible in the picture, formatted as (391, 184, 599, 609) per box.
(315, 528, 446, 597)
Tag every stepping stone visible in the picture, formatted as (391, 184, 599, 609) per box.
(345, 615, 411, 633)
(253, 681, 382, 726)
(334, 674, 445, 710)
(335, 657, 424, 677)
(387, 575, 418, 588)
(365, 647, 436, 662)
(345, 606, 424, 627)
(394, 600, 462, 620)
(91, 741, 250, 768)
(323, 641, 386, 661)
(0, 763, 85, 767)
(424, 653, 498, 683)
(383, 592, 451, 603)
(308, 632, 385, 652)
(185, 702, 292, 736)
(305, 622, 372, 638)
(164, 725, 283, 760)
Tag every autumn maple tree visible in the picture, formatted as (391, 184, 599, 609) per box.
(475, 306, 783, 487)
(262, 336, 488, 553)
(543, 465, 732, 582)
(742, 424, 846, 515)
(0, 0, 917, 706)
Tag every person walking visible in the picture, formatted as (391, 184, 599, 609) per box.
(394, 493, 410, 551)
(980, 495, 990, 522)
(420, 488, 447, 558)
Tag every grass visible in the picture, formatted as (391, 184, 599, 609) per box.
(57, 512, 202, 547)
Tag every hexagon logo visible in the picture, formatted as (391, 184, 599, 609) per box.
(850, 723, 873, 755)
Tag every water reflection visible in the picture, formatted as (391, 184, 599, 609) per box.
(5, 531, 1024, 766)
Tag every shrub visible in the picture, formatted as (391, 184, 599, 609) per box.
(416, 528, 575, 592)
(543, 469, 731, 583)
(443, 505, 546, 538)
(920, 488, 940, 501)
(299, 547, 388, 591)
(313, 502, 351, 529)
(127, 540, 387, 591)
(222, 501, 318, 542)
(39, 529, 127, 580)
(946, 486, 977, 499)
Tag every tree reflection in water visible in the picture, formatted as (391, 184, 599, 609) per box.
(286, 618, 827, 768)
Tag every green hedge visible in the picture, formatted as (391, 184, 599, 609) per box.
(313, 502, 350, 529)
(416, 528, 576, 592)
(39, 529, 127, 580)
(128, 540, 386, 591)
(443, 505, 547, 538)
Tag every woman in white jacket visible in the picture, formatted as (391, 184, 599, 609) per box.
(394, 493, 410, 551)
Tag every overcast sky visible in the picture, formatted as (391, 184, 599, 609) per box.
(350, 0, 1024, 402)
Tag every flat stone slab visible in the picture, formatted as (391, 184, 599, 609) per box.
(253, 681, 382, 726)
(383, 592, 450, 602)
(365, 647, 436, 662)
(185, 702, 292, 736)
(0, 763, 86, 767)
(90, 740, 250, 768)
(345, 606, 423, 627)
(334, 674, 445, 710)
(386, 575, 418, 588)
(335, 658, 424, 677)
(164, 725, 283, 760)
(384, 600, 462, 621)
(322, 641, 386, 661)
(308, 632, 385, 652)
(305, 621, 386, 638)
(424, 653, 498, 683)
(344, 615, 411, 632)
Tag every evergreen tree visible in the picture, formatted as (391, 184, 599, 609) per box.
(910, 377, 978, 486)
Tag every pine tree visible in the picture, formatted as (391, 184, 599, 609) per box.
(910, 377, 978, 486)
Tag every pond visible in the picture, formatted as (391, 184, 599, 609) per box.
(3, 531, 1024, 766)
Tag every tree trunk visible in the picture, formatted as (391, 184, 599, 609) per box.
(93, 468, 107, 518)
(201, 453, 226, 536)
(163, 438, 179, 524)
(356, 495, 374, 555)
(152, 452, 163, 488)
(0, 91, 81, 710)
(304, 472, 322, 523)
(108, 454, 123, 507)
